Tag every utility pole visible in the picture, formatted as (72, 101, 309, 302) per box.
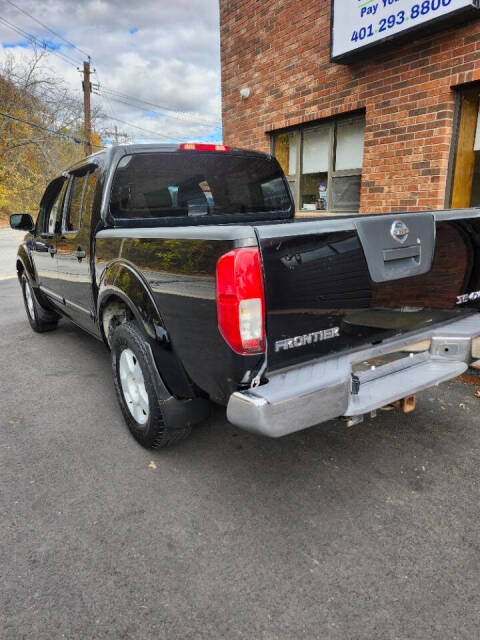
(82, 59, 92, 156)
(103, 126, 129, 145)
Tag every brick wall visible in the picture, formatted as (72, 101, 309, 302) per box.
(220, 0, 480, 213)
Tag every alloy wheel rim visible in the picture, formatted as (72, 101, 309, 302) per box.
(119, 348, 149, 425)
(25, 281, 34, 318)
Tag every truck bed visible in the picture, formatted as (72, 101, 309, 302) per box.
(254, 209, 480, 372)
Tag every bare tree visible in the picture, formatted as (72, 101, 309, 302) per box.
(0, 48, 103, 214)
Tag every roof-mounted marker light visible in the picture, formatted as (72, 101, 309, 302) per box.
(178, 143, 230, 152)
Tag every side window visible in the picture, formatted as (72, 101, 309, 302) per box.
(81, 169, 100, 223)
(36, 178, 67, 235)
(47, 181, 68, 234)
(64, 174, 87, 232)
(63, 168, 100, 232)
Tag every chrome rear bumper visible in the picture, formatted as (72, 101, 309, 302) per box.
(226, 315, 480, 437)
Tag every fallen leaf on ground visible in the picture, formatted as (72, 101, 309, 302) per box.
(459, 373, 480, 386)
(148, 461, 157, 470)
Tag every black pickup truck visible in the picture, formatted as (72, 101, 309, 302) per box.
(10, 143, 480, 449)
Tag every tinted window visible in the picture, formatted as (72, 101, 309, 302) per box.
(47, 181, 68, 234)
(36, 178, 67, 234)
(65, 174, 86, 231)
(63, 169, 99, 232)
(82, 170, 99, 222)
(110, 152, 291, 220)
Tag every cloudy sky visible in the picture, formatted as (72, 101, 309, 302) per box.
(0, 0, 222, 144)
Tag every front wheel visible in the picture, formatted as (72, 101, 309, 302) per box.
(111, 321, 192, 449)
(21, 274, 58, 333)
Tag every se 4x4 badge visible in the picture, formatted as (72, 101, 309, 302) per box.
(275, 327, 340, 352)
(457, 290, 480, 305)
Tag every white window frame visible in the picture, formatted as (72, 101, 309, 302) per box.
(271, 113, 365, 212)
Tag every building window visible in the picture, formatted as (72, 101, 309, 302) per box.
(272, 114, 365, 213)
(450, 88, 480, 208)
(273, 131, 298, 197)
(301, 125, 329, 211)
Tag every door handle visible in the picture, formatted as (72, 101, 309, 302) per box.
(48, 245, 57, 256)
(74, 249, 86, 260)
(33, 241, 49, 253)
(382, 246, 420, 262)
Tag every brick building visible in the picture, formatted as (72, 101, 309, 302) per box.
(220, 0, 480, 214)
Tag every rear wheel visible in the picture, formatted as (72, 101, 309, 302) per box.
(119, 347, 150, 425)
(21, 274, 58, 333)
(111, 321, 192, 449)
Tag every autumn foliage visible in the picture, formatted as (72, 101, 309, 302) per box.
(0, 50, 101, 225)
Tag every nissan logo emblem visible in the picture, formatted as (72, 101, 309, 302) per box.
(390, 220, 409, 244)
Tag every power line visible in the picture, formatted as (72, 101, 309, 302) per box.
(93, 90, 217, 130)
(3, 0, 91, 59)
(100, 87, 220, 126)
(0, 16, 81, 66)
(0, 16, 81, 67)
(93, 68, 132, 144)
(0, 110, 104, 148)
(1, 6, 220, 135)
(103, 126, 129, 144)
(0, 6, 219, 142)
(1, 6, 100, 156)
(97, 102, 216, 143)
(98, 113, 186, 142)
(95, 86, 220, 127)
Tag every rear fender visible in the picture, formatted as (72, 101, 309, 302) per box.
(97, 260, 161, 342)
(97, 260, 195, 398)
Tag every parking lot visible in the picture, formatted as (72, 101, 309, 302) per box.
(0, 227, 22, 280)
(1, 231, 480, 639)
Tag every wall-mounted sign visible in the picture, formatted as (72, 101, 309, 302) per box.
(331, 0, 479, 62)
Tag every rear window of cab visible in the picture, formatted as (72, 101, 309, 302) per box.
(109, 152, 293, 223)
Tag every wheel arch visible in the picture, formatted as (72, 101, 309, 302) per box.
(16, 245, 36, 283)
(97, 260, 201, 400)
(97, 261, 163, 346)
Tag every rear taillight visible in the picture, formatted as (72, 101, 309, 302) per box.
(216, 247, 265, 355)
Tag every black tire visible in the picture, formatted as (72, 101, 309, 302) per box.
(21, 274, 58, 333)
(111, 321, 192, 449)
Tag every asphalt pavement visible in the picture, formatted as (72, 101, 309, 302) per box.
(0, 227, 24, 280)
(1, 236, 480, 639)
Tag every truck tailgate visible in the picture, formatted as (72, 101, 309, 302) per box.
(254, 211, 480, 372)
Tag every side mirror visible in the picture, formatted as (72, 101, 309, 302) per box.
(10, 213, 35, 232)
